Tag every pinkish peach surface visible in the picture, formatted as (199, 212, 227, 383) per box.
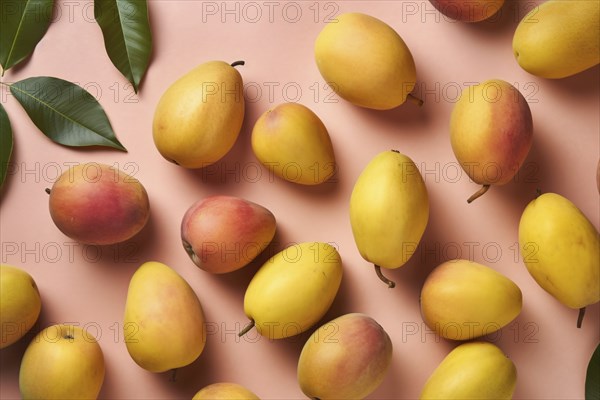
(48, 163, 150, 245)
(298, 313, 392, 399)
(181, 195, 276, 273)
(0, 1, 598, 399)
(429, 0, 505, 22)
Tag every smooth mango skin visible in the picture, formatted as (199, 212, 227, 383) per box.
(420, 260, 522, 340)
(350, 150, 429, 269)
(192, 383, 260, 400)
(20, 325, 105, 400)
(297, 313, 392, 400)
(513, 0, 600, 79)
(49, 163, 150, 245)
(124, 261, 206, 372)
(153, 61, 245, 168)
(181, 195, 276, 274)
(429, 0, 504, 22)
(450, 79, 533, 188)
(420, 341, 516, 399)
(314, 13, 417, 110)
(243, 242, 343, 339)
(518, 193, 600, 309)
(0, 265, 41, 349)
(251, 103, 336, 185)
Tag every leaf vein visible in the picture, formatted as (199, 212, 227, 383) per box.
(3, 0, 33, 69)
(11, 83, 104, 137)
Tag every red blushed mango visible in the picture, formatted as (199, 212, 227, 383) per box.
(181, 196, 276, 274)
(48, 163, 150, 245)
(297, 313, 392, 400)
(450, 79, 533, 203)
(429, 0, 504, 22)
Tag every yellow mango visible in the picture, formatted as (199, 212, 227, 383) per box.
(349, 150, 429, 287)
(251, 103, 335, 185)
(241, 242, 342, 339)
(20, 325, 105, 399)
(420, 260, 522, 340)
(420, 341, 516, 399)
(314, 13, 419, 110)
(192, 383, 259, 400)
(0, 265, 41, 349)
(518, 193, 599, 326)
(124, 261, 206, 372)
(153, 61, 245, 168)
(513, 0, 600, 79)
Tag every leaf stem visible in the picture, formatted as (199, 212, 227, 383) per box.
(467, 184, 491, 203)
(239, 320, 255, 337)
(407, 93, 424, 107)
(577, 307, 586, 329)
(374, 265, 395, 288)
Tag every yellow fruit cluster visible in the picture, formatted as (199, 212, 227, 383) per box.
(2, 1, 599, 399)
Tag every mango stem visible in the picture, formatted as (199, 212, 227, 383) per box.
(230, 60, 245, 68)
(407, 93, 424, 107)
(577, 307, 586, 328)
(239, 320, 255, 337)
(45, 188, 51, 194)
(374, 265, 395, 288)
(467, 184, 491, 203)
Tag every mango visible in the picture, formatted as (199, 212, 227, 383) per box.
(124, 261, 206, 372)
(48, 163, 150, 245)
(420, 341, 516, 399)
(20, 325, 105, 399)
(420, 260, 522, 340)
(518, 193, 599, 327)
(192, 383, 260, 400)
(153, 60, 245, 168)
(181, 195, 276, 273)
(429, 0, 504, 22)
(251, 102, 336, 185)
(349, 150, 429, 288)
(297, 313, 392, 400)
(314, 13, 419, 110)
(0, 265, 41, 349)
(450, 79, 533, 203)
(241, 242, 342, 339)
(513, 0, 600, 79)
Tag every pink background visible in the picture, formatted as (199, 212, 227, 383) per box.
(1, 0, 599, 399)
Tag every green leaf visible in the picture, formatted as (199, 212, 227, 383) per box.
(587, 343, 600, 400)
(10, 77, 126, 151)
(0, 102, 13, 188)
(0, 0, 54, 73)
(94, 0, 152, 93)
